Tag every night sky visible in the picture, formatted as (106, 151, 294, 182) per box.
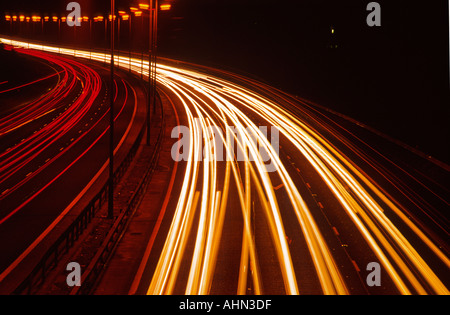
(1, 0, 449, 162)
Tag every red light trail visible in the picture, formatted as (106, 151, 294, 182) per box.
(0, 47, 131, 224)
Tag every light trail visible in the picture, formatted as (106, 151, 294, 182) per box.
(0, 44, 133, 227)
(0, 43, 141, 286)
(1, 38, 448, 295)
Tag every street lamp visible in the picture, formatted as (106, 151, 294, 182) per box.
(152, 2, 159, 116)
(130, 7, 144, 78)
(139, 1, 158, 145)
(52, 16, 60, 47)
(93, 15, 107, 48)
(12, 15, 17, 36)
(5, 15, 11, 33)
(118, 11, 132, 72)
(160, 4, 172, 11)
(108, 0, 115, 219)
(5, 15, 12, 37)
(118, 10, 130, 68)
(138, 4, 150, 10)
(84, 16, 92, 59)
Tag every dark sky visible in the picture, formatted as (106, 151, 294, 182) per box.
(1, 0, 449, 161)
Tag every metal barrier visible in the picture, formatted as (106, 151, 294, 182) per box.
(71, 91, 164, 295)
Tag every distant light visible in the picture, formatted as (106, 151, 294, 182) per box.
(44, 16, 50, 22)
(26, 17, 30, 22)
(130, 7, 139, 12)
(61, 16, 67, 22)
(122, 14, 130, 21)
(12, 16, 17, 22)
(19, 15, 25, 22)
(134, 11, 143, 17)
(160, 4, 172, 11)
(139, 4, 150, 10)
(331, 27, 335, 34)
(94, 16, 104, 22)
(83, 16, 89, 22)
(52, 16, 58, 22)
(109, 15, 116, 21)
(5, 15, 11, 22)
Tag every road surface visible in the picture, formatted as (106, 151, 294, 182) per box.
(131, 62, 449, 295)
(1, 38, 448, 295)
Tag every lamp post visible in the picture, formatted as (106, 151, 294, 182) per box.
(117, 12, 124, 68)
(108, 0, 115, 219)
(128, 14, 132, 72)
(139, 1, 157, 146)
(152, 2, 158, 115)
(130, 8, 144, 79)
(53, 16, 60, 44)
(104, 15, 108, 46)
(5, 15, 11, 35)
(139, 3, 151, 146)
(118, 11, 130, 69)
(86, 16, 92, 59)
(122, 13, 132, 73)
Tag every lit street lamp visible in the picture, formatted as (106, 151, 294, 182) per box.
(130, 7, 144, 78)
(108, 0, 115, 219)
(139, 1, 158, 146)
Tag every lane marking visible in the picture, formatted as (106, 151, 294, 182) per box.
(0, 109, 57, 136)
(274, 183, 284, 191)
(352, 260, 360, 272)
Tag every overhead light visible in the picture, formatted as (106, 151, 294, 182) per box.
(160, 4, 172, 11)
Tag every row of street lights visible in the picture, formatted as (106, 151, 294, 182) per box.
(4, 4, 169, 49)
(108, 1, 166, 218)
(4, 2, 171, 219)
(3, 3, 171, 24)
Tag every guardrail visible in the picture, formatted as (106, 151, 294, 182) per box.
(4, 39, 165, 294)
(71, 91, 164, 295)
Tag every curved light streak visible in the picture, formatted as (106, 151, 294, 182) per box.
(2, 38, 448, 295)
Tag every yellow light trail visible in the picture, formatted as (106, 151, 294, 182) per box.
(2, 38, 448, 295)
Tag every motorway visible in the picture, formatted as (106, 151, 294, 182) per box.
(1, 39, 449, 295)
(131, 63, 449, 295)
(0, 43, 146, 286)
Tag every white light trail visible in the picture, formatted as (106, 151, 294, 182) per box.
(3, 38, 448, 295)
